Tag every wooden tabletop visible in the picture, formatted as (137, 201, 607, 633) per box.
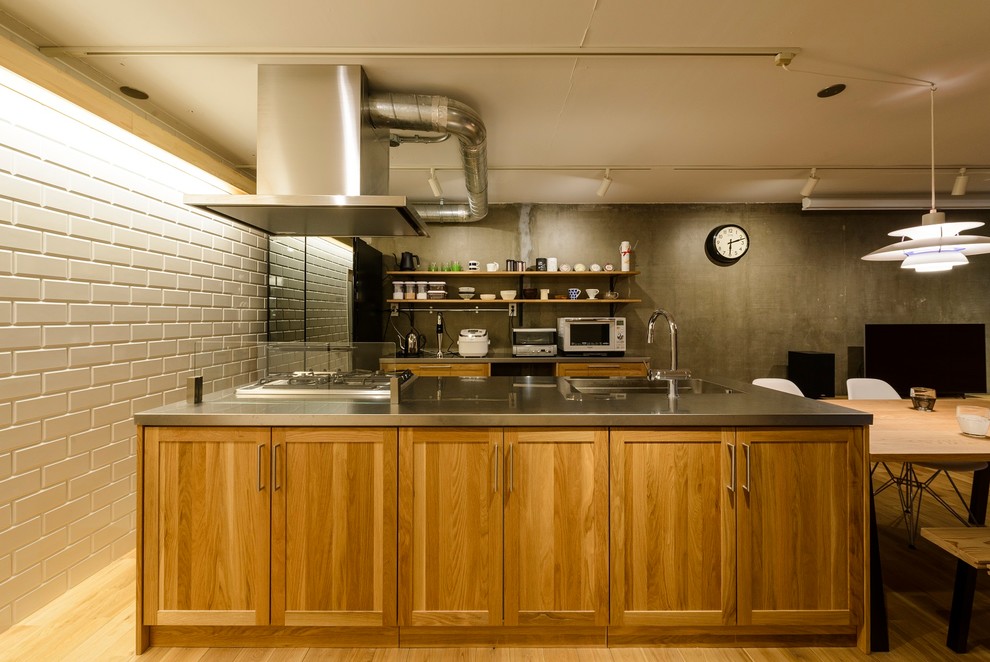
(828, 398, 990, 462)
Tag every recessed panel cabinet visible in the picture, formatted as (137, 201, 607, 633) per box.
(609, 428, 736, 630)
(398, 426, 609, 645)
(140, 426, 397, 647)
(735, 428, 864, 630)
(609, 426, 864, 645)
(272, 428, 396, 628)
(138, 424, 865, 651)
(142, 427, 271, 627)
(503, 428, 609, 630)
(398, 427, 503, 628)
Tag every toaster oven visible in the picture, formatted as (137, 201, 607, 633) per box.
(511, 327, 557, 357)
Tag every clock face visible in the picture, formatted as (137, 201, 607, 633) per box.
(705, 224, 749, 265)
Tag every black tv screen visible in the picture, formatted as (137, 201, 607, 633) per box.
(864, 323, 986, 397)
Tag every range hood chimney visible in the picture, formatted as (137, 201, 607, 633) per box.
(185, 65, 440, 236)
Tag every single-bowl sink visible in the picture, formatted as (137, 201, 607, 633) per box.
(564, 376, 737, 395)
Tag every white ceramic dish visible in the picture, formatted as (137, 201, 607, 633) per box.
(499, 290, 517, 300)
(458, 293, 475, 299)
(957, 405, 990, 436)
(479, 293, 496, 300)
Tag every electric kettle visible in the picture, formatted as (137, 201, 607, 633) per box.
(399, 252, 420, 271)
(405, 330, 425, 355)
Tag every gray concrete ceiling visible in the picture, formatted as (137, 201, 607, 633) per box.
(2, 0, 990, 209)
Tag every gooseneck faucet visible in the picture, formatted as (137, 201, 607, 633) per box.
(647, 309, 690, 393)
(647, 308, 678, 372)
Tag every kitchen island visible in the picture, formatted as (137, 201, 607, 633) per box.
(134, 376, 872, 654)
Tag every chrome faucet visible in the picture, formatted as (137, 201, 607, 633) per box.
(647, 308, 678, 371)
(647, 309, 690, 389)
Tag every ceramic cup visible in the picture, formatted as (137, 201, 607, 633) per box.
(486, 262, 499, 271)
(586, 288, 600, 299)
(568, 288, 581, 299)
(547, 257, 558, 271)
(467, 260, 480, 271)
(540, 288, 550, 300)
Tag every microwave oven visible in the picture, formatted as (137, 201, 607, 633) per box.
(557, 317, 626, 356)
(511, 327, 557, 356)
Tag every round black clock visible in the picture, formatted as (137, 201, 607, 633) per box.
(705, 224, 750, 265)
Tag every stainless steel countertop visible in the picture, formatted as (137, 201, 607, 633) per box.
(135, 376, 872, 427)
(384, 351, 649, 363)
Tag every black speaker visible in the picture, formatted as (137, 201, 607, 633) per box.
(787, 350, 835, 398)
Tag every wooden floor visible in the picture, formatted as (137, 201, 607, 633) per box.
(2, 464, 990, 661)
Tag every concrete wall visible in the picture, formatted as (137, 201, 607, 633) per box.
(0, 81, 267, 631)
(370, 203, 990, 393)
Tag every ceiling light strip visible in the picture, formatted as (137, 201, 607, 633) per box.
(40, 46, 803, 59)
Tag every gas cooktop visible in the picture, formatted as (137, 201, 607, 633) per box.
(235, 369, 415, 400)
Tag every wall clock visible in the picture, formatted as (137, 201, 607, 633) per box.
(705, 224, 750, 266)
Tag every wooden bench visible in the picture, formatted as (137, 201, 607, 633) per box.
(922, 526, 990, 573)
(921, 526, 990, 653)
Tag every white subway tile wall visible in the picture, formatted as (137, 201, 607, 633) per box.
(0, 91, 268, 632)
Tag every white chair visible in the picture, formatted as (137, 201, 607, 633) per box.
(846, 378, 900, 400)
(847, 377, 987, 546)
(752, 378, 805, 397)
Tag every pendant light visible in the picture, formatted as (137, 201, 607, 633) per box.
(861, 86, 990, 272)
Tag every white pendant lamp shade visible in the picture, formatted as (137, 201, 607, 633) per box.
(861, 86, 989, 272)
(901, 252, 968, 272)
(862, 217, 990, 271)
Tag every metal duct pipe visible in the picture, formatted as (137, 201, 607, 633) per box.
(368, 93, 488, 223)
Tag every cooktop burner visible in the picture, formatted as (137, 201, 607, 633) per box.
(236, 369, 415, 400)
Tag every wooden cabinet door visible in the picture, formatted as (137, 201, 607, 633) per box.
(609, 428, 736, 628)
(143, 427, 271, 626)
(271, 428, 397, 627)
(735, 428, 865, 628)
(503, 428, 609, 627)
(555, 362, 648, 377)
(398, 427, 503, 626)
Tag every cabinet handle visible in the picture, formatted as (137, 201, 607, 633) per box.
(257, 444, 265, 491)
(492, 443, 499, 493)
(509, 444, 515, 493)
(727, 444, 736, 493)
(273, 443, 281, 491)
(431, 364, 453, 369)
(742, 444, 751, 493)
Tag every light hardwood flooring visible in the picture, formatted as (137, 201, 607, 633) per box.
(2, 464, 989, 661)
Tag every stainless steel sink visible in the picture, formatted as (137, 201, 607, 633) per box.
(564, 376, 737, 395)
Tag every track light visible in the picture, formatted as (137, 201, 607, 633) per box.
(952, 167, 969, 196)
(800, 168, 820, 197)
(427, 168, 443, 198)
(596, 168, 612, 197)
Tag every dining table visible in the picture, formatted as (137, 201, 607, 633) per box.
(834, 397, 990, 654)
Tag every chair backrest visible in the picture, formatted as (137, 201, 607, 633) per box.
(752, 378, 805, 397)
(846, 377, 900, 399)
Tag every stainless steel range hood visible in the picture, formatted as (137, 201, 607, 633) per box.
(186, 65, 429, 237)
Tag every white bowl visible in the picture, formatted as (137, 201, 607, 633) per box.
(458, 286, 475, 292)
(479, 293, 496, 300)
(499, 290, 517, 300)
(458, 292, 475, 299)
(957, 405, 990, 436)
